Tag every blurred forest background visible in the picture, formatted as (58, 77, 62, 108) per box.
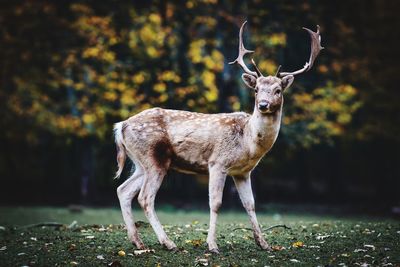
(0, 0, 399, 212)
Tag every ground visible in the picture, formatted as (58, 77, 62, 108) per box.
(0, 207, 399, 266)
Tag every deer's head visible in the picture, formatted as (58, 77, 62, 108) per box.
(230, 21, 324, 115)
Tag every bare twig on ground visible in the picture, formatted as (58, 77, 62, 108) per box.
(232, 224, 291, 232)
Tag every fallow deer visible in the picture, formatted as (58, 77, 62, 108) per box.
(114, 21, 323, 253)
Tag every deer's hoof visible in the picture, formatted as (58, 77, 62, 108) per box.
(209, 248, 220, 254)
(259, 243, 272, 252)
(163, 241, 178, 251)
(133, 240, 146, 250)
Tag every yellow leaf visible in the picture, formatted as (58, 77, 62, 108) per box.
(121, 91, 136, 106)
(154, 83, 166, 93)
(292, 241, 304, 248)
(132, 72, 146, 84)
(82, 113, 96, 124)
(104, 91, 118, 101)
(270, 33, 286, 46)
(118, 250, 126, 257)
(102, 51, 115, 62)
(149, 13, 161, 24)
(259, 59, 278, 75)
(158, 93, 168, 102)
(232, 101, 241, 111)
(146, 46, 160, 58)
(187, 239, 203, 247)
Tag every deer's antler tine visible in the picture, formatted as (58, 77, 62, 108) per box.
(251, 58, 263, 77)
(274, 65, 282, 77)
(279, 25, 324, 77)
(229, 21, 260, 77)
(302, 25, 324, 70)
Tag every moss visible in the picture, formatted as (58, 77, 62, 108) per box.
(0, 207, 399, 266)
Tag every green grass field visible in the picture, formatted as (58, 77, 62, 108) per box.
(0, 207, 399, 266)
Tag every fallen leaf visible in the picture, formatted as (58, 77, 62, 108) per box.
(316, 235, 331, 240)
(186, 239, 204, 247)
(292, 241, 304, 248)
(354, 249, 367, 253)
(0, 246, 6, 251)
(271, 245, 285, 251)
(70, 261, 78, 266)
(133, 249, 154, 255)
(195, 257, 208, 266)
(69, 244, 77, 251)
(85, 235, 95, 239)
(118, 250, 126, 257)
(364, 244, 375, 250)
(0, 226, 5, 231)
(290, 259, 300, 263)
(17, 252, 26, 256)
(97, 255, 105, 260)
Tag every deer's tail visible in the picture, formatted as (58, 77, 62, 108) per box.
(114, 121, 126, 179)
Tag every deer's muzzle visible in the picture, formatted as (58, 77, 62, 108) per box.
(258, 100, 270, 112)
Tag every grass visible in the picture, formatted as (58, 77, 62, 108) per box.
(0, 206, 399, 266)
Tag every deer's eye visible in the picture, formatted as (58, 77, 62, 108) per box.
(275, 89, 281, 95)
(255, 88, 258, 94)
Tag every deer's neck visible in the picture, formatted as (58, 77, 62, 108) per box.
(246, 105, 283, 156)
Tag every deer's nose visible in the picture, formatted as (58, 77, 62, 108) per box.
(258, 100, 270, 111)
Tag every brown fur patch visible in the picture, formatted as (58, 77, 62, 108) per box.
(152, 139, 172, 169)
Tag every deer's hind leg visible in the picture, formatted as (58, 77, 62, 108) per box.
(117, 162, 145, 249)
(137, 141, 177, 250)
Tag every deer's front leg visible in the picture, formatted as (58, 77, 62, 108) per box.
(233, 174, 271, 251)
(207, 166, 227, 254)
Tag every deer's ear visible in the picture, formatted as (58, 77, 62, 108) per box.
(281, 75, 294, 91)
(242, 74, 257, 89)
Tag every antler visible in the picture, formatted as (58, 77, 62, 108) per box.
(229, 21, 261, 77)
(278, 25, 324, 77)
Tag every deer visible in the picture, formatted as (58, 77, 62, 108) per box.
(114, 21, 323, 253)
